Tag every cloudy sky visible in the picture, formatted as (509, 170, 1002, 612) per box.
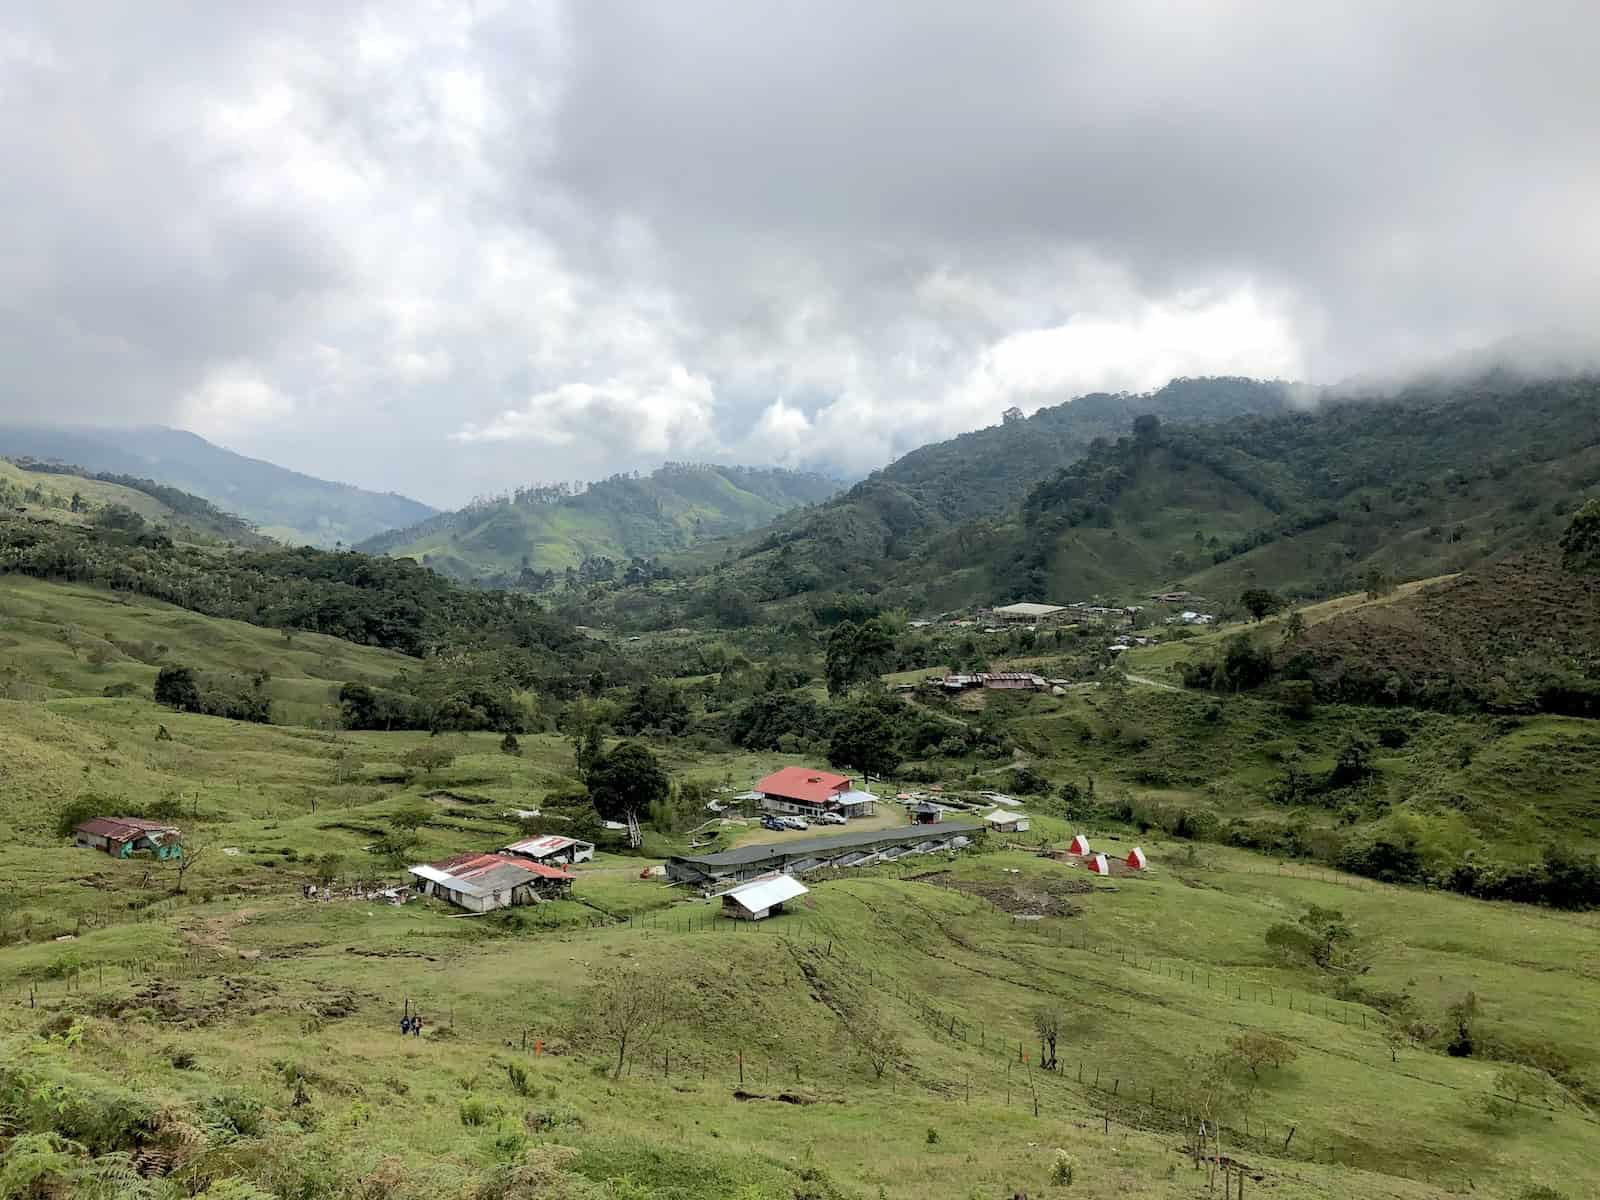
(3, 2, 1596, 507)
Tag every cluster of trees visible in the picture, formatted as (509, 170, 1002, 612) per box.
(153, 665, 273, 724)
(1338, 839, 1600, 909)
(725, 685, 1001, 779)
(0, 514, 610, 668)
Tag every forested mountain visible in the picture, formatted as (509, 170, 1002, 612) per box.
(684, 377, 1295, 604)
(990, 372, 1600, 605)
(357, 462, 840, 587)
(0, 424, 434, 547)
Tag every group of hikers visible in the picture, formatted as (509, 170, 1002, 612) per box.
(399, 1014, 424, 1036)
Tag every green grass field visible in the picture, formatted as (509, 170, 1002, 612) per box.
(2, 575, 1597, 1199)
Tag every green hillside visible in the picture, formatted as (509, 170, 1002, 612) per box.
(359, 462, 841, 586)
(999, 373, 1600, 606)
(0, 456, 263, 545)
(703, 377, 1293, 602)
(0, 424, 435, 546)
(0, 583, 1596, 1197)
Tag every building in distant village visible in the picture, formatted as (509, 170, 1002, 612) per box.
(718, 872, 809, 921)
(933, 672, 1048, 693)
(753, 767, 877, 818)
(74, 817, 182, 860)
(408, 852, 574, 912)
(983, 808, 1031, 834)
(988, 602, 1070, 627)
(500, 834, 595, 866)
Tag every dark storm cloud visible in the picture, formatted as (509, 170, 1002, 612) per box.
(2, 2, 1596, 504)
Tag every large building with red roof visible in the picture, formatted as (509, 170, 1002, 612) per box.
(754, 767, 876, 818)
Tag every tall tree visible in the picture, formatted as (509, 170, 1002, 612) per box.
(827, 704, 902, 778)
(1240, 588, 1283, 622)
(587, 742, 670, 824)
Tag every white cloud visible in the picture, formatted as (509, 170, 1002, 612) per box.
(3, 3, 1597, 504)
(453, 366, 719, 456)
(182, 364, 295, 435)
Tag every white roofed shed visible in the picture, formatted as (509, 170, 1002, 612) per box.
(718, 873, 809, 921)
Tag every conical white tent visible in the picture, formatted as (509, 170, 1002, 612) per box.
(1068, 833, 1091, 856)
(1087, 852, 1110, 875)
(1126, 847, 1147, 870)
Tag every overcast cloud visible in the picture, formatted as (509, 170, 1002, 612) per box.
(2, 2, 1596, 506)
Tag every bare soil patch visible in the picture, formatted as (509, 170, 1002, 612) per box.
(915, 870, 1090, 917)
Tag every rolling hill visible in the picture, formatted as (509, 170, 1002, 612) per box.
(357, 462, 841, 586)
(0, 455, 263, 545)
(0, 424, 435, 546)
(701, 377, 1297, 604)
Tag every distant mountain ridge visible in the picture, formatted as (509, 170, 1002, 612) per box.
(988, 372, 1600, 605)
(358, 462, 842, 587)
(678, 377, 1298, 606)
(0, 424, 435, 547)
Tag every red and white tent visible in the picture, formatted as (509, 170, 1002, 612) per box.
(1068, 833, 1091, 856)
(1086, 852, 1110, 875)
(1126, 847, 1147, 870)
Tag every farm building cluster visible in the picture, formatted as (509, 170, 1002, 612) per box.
(405, 833, 595, 914)
(748, 767, 877, 819)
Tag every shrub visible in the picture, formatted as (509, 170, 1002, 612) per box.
(459, 1095, 497, 1127)
(1050, 1149, 1078, 1186)
(924, 1127, 940, 1145)
(506, 1062, 533, 1097)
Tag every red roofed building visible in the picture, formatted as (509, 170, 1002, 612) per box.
(753, 767, 875, 818)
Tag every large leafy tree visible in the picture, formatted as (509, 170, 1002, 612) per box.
(825, 618, 897, 696)
(153, 664, 200, 711)
(587, 741, 670, 823)
(1240, 588, 1284, 622)
(827, 704, 902, 779)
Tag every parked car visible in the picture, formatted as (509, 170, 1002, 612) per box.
(781, 816, 809, 831)
(817, 811, 847, 825)
(761, 816, 786, 832)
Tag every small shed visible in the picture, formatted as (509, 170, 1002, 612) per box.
(1068, 833, 1091, 856)
(719, 873, 809, 921)
(1086, 852, 1111, 875)
(983, 808, 1031, 834)
(911, 801, 942, 825)
(1126, 847, 1147, 870)
(500, 834, 595, 865)
(74, 817, 182, 860)
(833, 789, 877, 818)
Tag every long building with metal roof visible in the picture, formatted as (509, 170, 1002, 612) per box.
(666, 821, 983, 886)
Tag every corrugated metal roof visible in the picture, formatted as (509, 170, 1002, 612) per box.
(502, 834, 589, 857)
(414, 852, 574, 896)
(75, 816, 180, 841)
(670, 821, 984, 869)
(993, 603, 1067, 617)
(722, 873, 809, 911)
(754, 766, 851, 804)
(408, 864, 484, 895)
